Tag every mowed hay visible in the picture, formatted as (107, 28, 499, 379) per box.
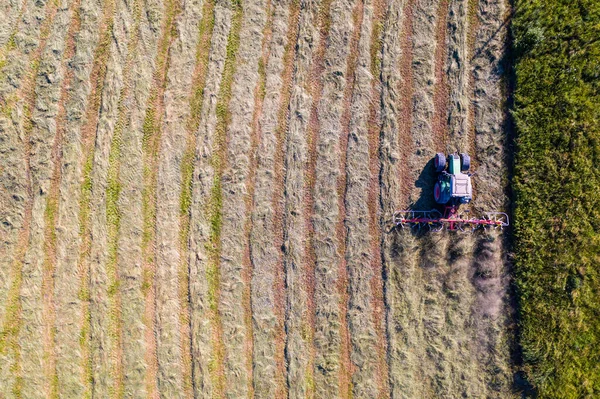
(187, 0, 234, 396)
(0, 0, 51, 335)
(13, 1, 73, 396)
(282, 0, 319, 396)
(116, 0, 164, 395)
(0, 9, 50, 389)
(249, 0, 294, 397)
(311, 0, 355, 396)
(52, 0, 103, 396)
(0, 1, 22, 47)
(344, 0, 380, 395)
(0, 0, 521, 395)
(446, 0, 469, 141)
(217, 0, 267, 395)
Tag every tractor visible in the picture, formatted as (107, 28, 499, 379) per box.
(433, 152, 472, 206)
(390, 152, 508, 232)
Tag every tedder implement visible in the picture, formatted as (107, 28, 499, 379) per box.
(389, 153, 509, 232)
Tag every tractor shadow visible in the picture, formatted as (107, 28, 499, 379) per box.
(411, 158, 438, 212)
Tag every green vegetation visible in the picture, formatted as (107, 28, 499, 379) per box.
(512, 1, 600, 397)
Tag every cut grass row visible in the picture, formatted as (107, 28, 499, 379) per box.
(512, 1, 600, 397)
(43, 0, 84, 396)
(208, 0, 243, 393)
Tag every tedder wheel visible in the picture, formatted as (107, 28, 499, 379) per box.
(460, 153, 471, 172)
(434, 153, 446, 172)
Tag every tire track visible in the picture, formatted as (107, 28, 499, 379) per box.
(471, 0, 513, 395)
(143, 0, 191, 395)
(13, 1, 75, 397)
(139, 0, 181, 396)
(86, 0, 136, 394)
(218, 0, 267, 394)
(343, 0, 380, 395)
(115, 0, 165, 396)
(311, 0, 355, 396)
(281, 0, 319, 396)
(52, 0, 105, 396)
(187, 0, 234, 396)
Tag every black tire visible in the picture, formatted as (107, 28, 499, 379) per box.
(434, 153, 446, 172)
(460, 153, 471, 172)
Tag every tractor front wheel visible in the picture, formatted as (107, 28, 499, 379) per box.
(434, 153, 446, 172)
(460, 153, 471, 172)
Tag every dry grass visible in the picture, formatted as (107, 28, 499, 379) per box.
(0, 0, 520, 396)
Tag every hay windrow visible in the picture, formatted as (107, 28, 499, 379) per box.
(187, 0, 234, 396)
(217, 0, 267, 394)
(378, 0, 409, 396)
(343, 0, 381, 395)
(310, 0, 356, 397)
(248, 0, 293, 395)
(281, 0, 320, 396)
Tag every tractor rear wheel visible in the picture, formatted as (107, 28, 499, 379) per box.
(434, 153, 446, 172)
(434, 181, 443, 203)
(460, 153, 471, 171)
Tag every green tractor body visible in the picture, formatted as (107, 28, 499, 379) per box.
(433, 153, 472, 205)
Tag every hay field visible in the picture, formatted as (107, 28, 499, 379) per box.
(0, 0, 516, 397)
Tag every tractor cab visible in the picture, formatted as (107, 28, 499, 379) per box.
(433, 153, 472, 205)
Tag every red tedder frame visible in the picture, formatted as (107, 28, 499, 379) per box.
(390, 206, 509, 232)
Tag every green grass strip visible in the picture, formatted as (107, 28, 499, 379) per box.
(512, 1, 600, 397)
